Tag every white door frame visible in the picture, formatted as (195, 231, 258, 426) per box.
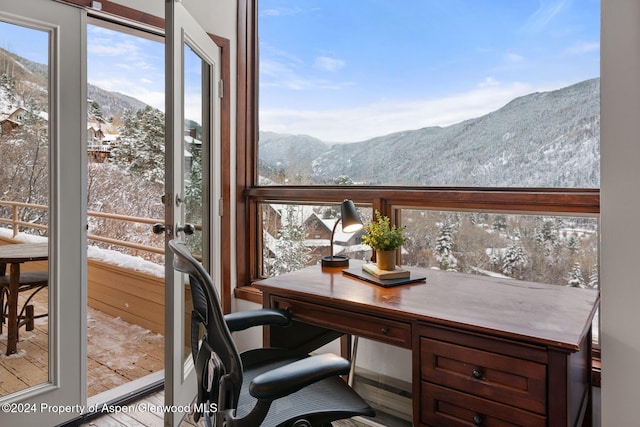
(165, 1, 222, 425)
(0, 1, 87, 426)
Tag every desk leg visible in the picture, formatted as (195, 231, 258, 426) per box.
(6, 263, 19, 355)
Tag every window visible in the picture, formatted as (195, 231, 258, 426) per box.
(236, 1, 600, 303)
(256, 1, 599, 188)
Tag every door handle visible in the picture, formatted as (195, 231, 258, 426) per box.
(152, 223, 170, 235)
(177, 223, 195, 235)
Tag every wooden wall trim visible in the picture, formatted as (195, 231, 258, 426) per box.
(59, 0, 163, 29)
(245, 186, 600, 214)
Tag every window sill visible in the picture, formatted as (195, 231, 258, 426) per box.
(234, 285, 263, 305)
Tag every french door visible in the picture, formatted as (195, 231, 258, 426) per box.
(0, 1, 86, 426)
(164, 1, 222, 425)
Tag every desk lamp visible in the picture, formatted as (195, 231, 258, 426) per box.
(321, 199, 363, 267)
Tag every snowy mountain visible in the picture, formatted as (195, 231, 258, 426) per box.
(0, 47, 148, 120)
(87, 84, 148, 121)
(260, 78, 600, 188)
(258, 131, 329, 181)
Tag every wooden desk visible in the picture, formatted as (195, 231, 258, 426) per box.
(255, 261, 600, 427)
(0, 242, 48, 355)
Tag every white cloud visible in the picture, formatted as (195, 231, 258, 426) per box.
(260, 80, 543, 143)
(262, 7, 302, 17)
(89, 77, 164, 111)
(504, 52, 525, 63)
(261, 53, 350, 91)
(522, 0, 571, 33)
(564, 41, 600, 55)
(314, 56, 345, 72)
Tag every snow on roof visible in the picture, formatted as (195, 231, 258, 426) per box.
(184, 135, 202, 146)
(318, 216, 362, 243)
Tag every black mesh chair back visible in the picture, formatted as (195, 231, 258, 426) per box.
(169, 239, 243, 412)
(168, 239, 374, 427)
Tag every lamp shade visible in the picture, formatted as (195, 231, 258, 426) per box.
(321, 200, 363, 268)
(340, 199, 364, 233)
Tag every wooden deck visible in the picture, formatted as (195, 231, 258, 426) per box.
(0, 287, 164, 398)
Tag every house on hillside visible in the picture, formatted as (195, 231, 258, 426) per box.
(305, 211, 368, 264)
(0, 106, 47, 135)
(87, 117, 119, 162)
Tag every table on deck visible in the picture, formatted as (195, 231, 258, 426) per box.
(0, 242, 48, 355)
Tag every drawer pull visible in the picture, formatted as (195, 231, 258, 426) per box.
(472, 414, 484, 426)
(381, 327, 390, 335)
(471, 367, 484, 380)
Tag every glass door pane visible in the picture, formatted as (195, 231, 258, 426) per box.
(0, 19, 50, 398)
(85, 21, 166, 401)
(182, 42, 208, 361)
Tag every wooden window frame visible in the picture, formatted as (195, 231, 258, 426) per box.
(235, 0, 600, 304)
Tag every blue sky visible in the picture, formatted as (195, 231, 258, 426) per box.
(86, 24, 165, 113)
(259, 0, 600, 142)
(1, 1, 600, 142)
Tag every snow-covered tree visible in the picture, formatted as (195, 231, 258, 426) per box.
(567, 261, 585, 288)
(266, 206, 310, 276)
(88, 99, 104, 121)
(434, 222, 457, 271)
(334, 175, 354, 185)
(536, 220, 559, 255)
(112, 106, 165, 183)
(588, 265, 599, 289)
(0, 100, 49, 232)
(502, 240, 528, 278)
(1, 72, 16, 104)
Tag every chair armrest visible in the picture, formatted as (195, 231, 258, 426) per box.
(249, 353, 351, 401)
(224, 308, 290, 332)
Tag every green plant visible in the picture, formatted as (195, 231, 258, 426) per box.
(362, 211, 408, 251)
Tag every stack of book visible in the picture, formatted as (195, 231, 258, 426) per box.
(362, 263, 410, 279)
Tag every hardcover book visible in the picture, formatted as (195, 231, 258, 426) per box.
(362, 263, 411, 279)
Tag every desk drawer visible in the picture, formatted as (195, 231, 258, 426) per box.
(272, 296, 411, 348)
(420, 337, 546, 414)
(421, 383, 546, 427)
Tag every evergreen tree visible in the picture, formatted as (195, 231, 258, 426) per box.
(588, 265, 599, 289)
(567, 261, 585, 287)
(88, 99, 104, 121)
(334, 175, 354, 185)
(113, 106, 165, 183)
(269, 206, 310, 276)
(1, 72, 16, 104)
(536, 220, 559, 256)
(435, 222, 457, 271)
(502, 240, 528, 278)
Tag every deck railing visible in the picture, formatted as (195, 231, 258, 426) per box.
(0, 200, 164, 256)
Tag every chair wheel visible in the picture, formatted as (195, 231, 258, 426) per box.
(291, 420, 312, 427)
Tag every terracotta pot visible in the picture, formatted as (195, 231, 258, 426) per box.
(376, 249, 396, 271)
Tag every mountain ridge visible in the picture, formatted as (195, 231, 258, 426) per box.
(260, 78, 600, 187)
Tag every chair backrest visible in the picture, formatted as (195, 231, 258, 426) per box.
(168, 239, 243, 410)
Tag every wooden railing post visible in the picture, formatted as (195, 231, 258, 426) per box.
(12, 204, 18, 238)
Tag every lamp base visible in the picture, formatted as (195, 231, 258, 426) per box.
(321, 255, 350, 268)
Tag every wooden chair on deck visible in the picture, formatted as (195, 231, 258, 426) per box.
(0, 263, 48, 338)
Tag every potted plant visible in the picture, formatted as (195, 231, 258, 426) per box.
(362, 210, 408, 270)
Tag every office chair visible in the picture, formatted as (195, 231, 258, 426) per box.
(168, 239, 374, 427)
